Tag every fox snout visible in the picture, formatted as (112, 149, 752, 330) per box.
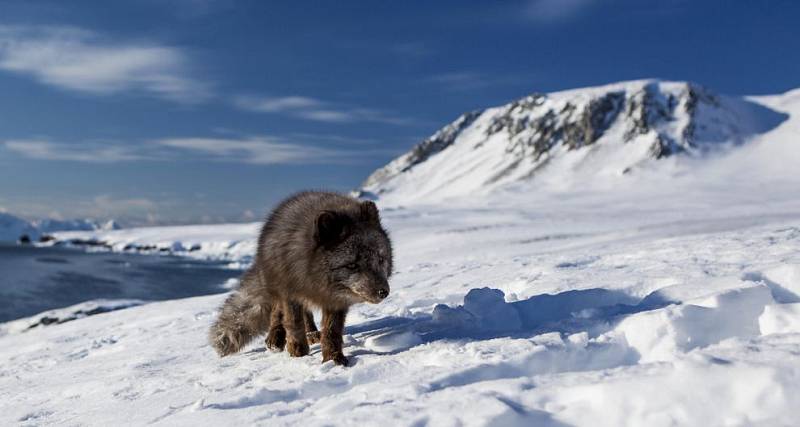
(365, 277, 390, 303)
(372, 279, 390, 302)
(349, 274, 390, 303)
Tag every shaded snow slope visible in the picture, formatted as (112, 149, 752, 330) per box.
(360, 80, 789, 203)
(0, 213, 122, 242)
(3, 183, 800, 426)
(0, 212, 38, 242)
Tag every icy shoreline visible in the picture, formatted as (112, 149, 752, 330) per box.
(50, 221, 261, 263)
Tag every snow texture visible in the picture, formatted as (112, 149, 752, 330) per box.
(2, 81, 800, 426)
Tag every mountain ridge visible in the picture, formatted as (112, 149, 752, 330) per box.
(360, 79, 789, 202)
(0, 212, 121, 242)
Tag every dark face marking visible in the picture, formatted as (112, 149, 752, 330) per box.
(325, 226, 392, 304)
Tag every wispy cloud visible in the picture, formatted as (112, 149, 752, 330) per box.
(154, 136, 346, 165)
(3, 139, 143, 162)
(1, 134, 382, 165)
(0, 25, 209, 102)
(236, 96, 322, 113)
(391, 42, 434, 59)
(426, 71, 531, 92)
(234, 95, 412, 125)
(524, 0, 595, 23)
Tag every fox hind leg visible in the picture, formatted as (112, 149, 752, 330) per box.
(284, 301, 310, 357)
(266, 304, 287, 352)
(305, 309, 320, 344)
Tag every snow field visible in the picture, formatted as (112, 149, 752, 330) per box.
(3, 194, 800, 425)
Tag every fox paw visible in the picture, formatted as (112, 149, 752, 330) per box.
(266, 330, 286, 352)
(306, 331, 321, 345)
(286, 340, 310, 357)
(323, 352, 349, 367)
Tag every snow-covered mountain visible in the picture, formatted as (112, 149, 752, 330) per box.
(0, 212, 39, 242)
(0, 214, 122, 242)
(361, 80, 787, 202)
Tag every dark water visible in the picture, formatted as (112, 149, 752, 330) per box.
(0, 243, 242, 322)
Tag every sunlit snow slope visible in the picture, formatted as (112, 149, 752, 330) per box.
(361, 80, 788, 203)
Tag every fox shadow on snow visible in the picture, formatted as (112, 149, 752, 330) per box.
(332, 286, 677, 360)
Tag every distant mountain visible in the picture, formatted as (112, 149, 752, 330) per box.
(0, 214, 122, 242)
(360, 80, 788, 202)
(0, 213, 39, 242)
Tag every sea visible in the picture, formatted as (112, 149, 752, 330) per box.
(0, 242, 241, 323)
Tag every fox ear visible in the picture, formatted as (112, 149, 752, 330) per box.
(315, 210, 350, 246)
(360, 201, 380, 224)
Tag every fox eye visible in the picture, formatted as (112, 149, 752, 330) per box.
(345, 262, 358, 271)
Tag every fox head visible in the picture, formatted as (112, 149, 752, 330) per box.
(314, 200, 393, 304)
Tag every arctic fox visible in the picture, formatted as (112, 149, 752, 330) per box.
(209, 191, 393, 366)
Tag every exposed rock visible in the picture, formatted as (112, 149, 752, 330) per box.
(359, 79, 784, 201)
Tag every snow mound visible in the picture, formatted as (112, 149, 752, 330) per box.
(613, 284, 774, 362)
(760, 304, 800, 335)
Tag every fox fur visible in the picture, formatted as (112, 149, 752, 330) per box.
(209, 191, 393, 366)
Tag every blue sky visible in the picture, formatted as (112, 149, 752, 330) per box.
(1, 0, 798, 225)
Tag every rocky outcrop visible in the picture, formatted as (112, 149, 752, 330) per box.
(359, 80, 778, 200)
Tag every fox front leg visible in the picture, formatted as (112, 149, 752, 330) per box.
(321, 308, 348, 366)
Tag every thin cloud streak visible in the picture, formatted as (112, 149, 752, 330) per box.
(525, 0, 596, 23)
(234, 96, 322, 113)
(426, 71, 533, 92)
(0, 25, 210, 103)
(234, 95, 413, 125)
(154, 136, 346, 165)
(1, 135, 388, 165)
(3, 140, 143, 162)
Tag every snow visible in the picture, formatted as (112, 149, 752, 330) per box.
(4, 189, 800, 425)
(2, 82, 800, 425)
(360, 80, 789, 204)
(52, 221, 260, 261)
(0, 299, 145, 336)
(0, 213, 122, 242)
(0, 212, 37, 242)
